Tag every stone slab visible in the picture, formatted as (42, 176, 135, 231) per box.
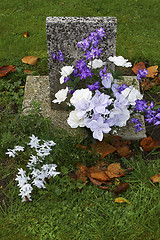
(23, 75, 146, 140)
(46, 17, 117, 107)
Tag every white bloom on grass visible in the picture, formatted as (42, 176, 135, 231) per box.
(6, 149, 16, 157)
(60, 66, 74, 84)
(28, 134, 40, 149)
(121, 86, 143, 105)
(108, 56, 132, 67)
(14, 146, 24, 151)
(88, 59, 106, 69)
(67, 110, 85, 128)
(52, 87, 68, 104)
(70, 88, 92, 106)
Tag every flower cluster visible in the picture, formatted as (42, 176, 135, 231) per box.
(6, 135, 60, 202)
(51, 28, 160, 141)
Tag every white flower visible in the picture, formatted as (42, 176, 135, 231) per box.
(6, 149, 16, 157)
(88, 59, 106, 69)
(121, 86, 143, 105)
(28, 134, 40, 149)
(70, 88, 92, 106)
(14, 146, 24, 151)
(108, 56, 132, 67)
(32, 179, 46, 189)
(52, 87, 68, 104)
(67, 110, 85, 128)
(60, 66, 74, 84)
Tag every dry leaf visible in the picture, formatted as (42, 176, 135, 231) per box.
(0, 65, 16, 77)
(114, 197, 131, 204)
(90, 141, 116, 158)
(113, 182, 129, 195)
(146, 65, 158, 78)
(23, 31, 28, 38)
(24, 69, 33, 75)
(90, 171, 111, 181)
(132, 62, 146, 75)
(22, 56, 39, 65)
(74, 164, 88, 182)
(116, 145, 132, 158)
(155, 74, 160, 83)
(109, 135, 131, 158)
(142, 80, 155, 91)
(140, 136, 160, 152)
(150, 174, 160, 183)
(105, 163, 125, 179)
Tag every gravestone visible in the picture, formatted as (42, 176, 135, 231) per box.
(22, 16, 147, 140)
(46, 17, 117, 109)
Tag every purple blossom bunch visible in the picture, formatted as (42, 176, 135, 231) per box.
(137, 68, 148, 81)
(51, 50, 64, 62)
(51, 28, 160, 141)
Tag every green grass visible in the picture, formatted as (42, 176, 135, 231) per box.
(1, 0, 160, 66)
(0, 131, 160, 240)
(0, 0, 160, 239)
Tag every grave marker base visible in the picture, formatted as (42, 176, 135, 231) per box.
(23, 75, 146, 140)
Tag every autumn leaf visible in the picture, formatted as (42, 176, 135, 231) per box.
(150, 174, 160, 183)
(90, 171, 111, 181)
(23, 31, 28, 38)
(0, 65, 16, 77)
(105, 163, 125, 179)
(140, 136, 160, 152)
(109, 135, 131, 158)
(142, 80, 155, 91)
(90, 141, 116, 158)
(155, 74, 160, 83)
(74, 164, 88, 183)
(132, 62, 146, 75)
(24, 69, 33, 75)
(22, 56, 39, 65)
(146, 65, 158, 78)
(114, 197, 131, 204)
(113, 182, 129, 195)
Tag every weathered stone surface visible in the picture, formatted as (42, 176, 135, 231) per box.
(23, 75, 146, 140)
(46, 17, 117, 108)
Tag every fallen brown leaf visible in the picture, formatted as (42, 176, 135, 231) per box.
(0, 65, 16, 77)
(105, 163, 125, 179)
(140, 136, 160, 152)
(114, 197, 131, 204)
(24, 69, 33, 75)
(150, 174, 160, 183)
(23, 31, 28, 38)
(113, 182, 129, 196)
(146, 65, 158, 78)
(22, 56, 39, 65)
(132, 62, 146, 75)
(90, 171, 111, 181)
(90, 141, 116, 158)
(142, 80, 155, 91)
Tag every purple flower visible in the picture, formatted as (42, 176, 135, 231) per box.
(77, 38, 90, 51)
(96, 27, 106, 40)
(76, 59, 87, 71)
(85, 47, 103, 60)
(64, 76, 70, 83)
(87, 81, 100, 91)
(80, 68, 93, 80)
(135, 99, 148, 112)
(118, 84, 128, 93)
(51, 51, 64, 62)
(90, 92, 112, 115)
(68, 87, 75, 94)
(137, 68, 148, 81)
(86, 116, 111, 141)
(101, 73, 113, 89)
(130, 118, 144, 132)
